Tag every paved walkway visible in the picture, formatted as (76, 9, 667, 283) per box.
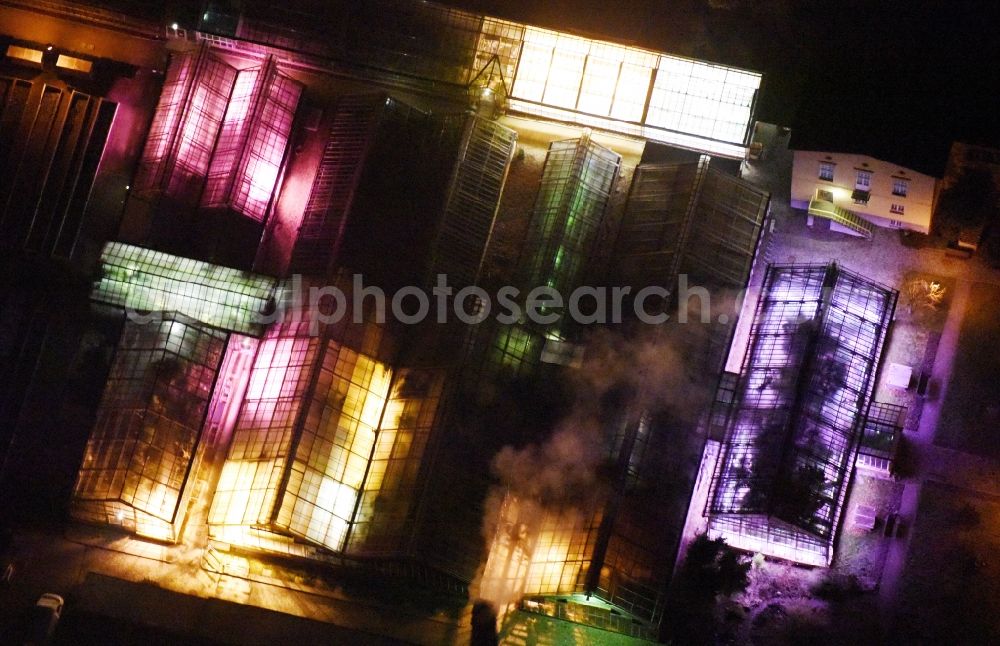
(0, 525, 466, 645)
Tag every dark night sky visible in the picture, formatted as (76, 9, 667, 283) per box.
(444, 0, 1000, 176)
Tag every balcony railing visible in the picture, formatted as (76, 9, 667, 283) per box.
(808, 192, 874, 238)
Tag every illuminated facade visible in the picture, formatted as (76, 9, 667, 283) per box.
(477, 400, 712, 638)
(128, 45, 302, 268)
(91, 241, 279, 336)
(72, 313, 227, 540)
(1, 1, 782, 642)
(71, 243, 279, 540)
(473, 153, 770, 639)
(706, 264, 897, 565)
(496, 24, 761, 156)
(183, 0, 761, 158)
(790, 151, 937, 235)
(136, 47, 301, 218)
(205, 289, 448, 558)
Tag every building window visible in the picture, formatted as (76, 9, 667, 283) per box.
(889, 219, 903, 228)
(890, 203, 904, 215)
(818, 162, 834, 181)
(892, 178, 909, 197)
(856, 170, 872, 188)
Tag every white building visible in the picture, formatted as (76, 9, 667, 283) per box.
(790, 150, 937, 236)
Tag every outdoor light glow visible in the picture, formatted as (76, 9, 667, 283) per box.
(55, 54, 93, 73)
(528, 534, 580, 594)
(481, 493, 603, 604)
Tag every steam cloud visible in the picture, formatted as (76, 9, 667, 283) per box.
(474, 291, 738, 611)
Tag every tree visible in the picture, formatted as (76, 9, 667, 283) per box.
(934, 168, 999, 239)
(666, 533, 752, 643)
(680, 533, 750, 597)
(775, 464, 831, 531)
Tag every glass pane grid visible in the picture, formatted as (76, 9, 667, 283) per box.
(278, 341, 392, 551)
(708, 264, 897, 548)
(93, 242, 278, 336)
(347, 368, 443, 554)
(231, 72, 302, 220)
(73, 314, 226, 535)
(209, 317, 319, 530)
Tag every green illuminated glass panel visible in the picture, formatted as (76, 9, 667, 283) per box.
(92, 242, 278, 336)
(490, 324, 543, 373)
(522, 137, 619, 333)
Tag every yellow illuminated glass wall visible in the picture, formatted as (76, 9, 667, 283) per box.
(481, 494, 603, 599)
(208, 311, 439, 557)
(72, 313, 226, 540)
(274, 342, 393, 551)
(473, 20, 761, 150)
(346, 368, 444, 554)
(523, 507, 602, 595)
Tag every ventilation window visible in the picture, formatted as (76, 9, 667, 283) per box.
(5, 45, 44, 65)
(56, 54, 93, 74)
